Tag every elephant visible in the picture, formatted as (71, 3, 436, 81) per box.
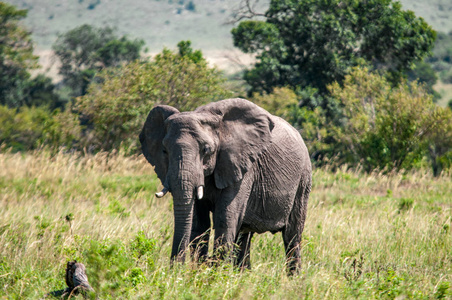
(139, 98, 311, 274)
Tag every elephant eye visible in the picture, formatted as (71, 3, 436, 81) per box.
(162, 148, 168, 155)
(203, 145, 212, 155)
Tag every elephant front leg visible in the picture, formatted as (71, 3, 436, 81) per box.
(189, 200, 211, 262)
(212, 184, 250, 264)
(234, 232, 254, 270)
(211, 218, 236, 263)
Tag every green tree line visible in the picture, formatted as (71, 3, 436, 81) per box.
(0, 0, 451, 175)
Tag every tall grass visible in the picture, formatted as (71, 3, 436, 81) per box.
(0, 150, 450, 299)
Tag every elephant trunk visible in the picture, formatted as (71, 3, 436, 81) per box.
(169, 170, 196, 261)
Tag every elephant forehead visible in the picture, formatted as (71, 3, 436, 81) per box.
(166, 113, 200, 130)
(165, 112, 218, 130)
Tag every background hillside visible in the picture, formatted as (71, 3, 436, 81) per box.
(6, 0, 452, 52)
(5, 0, 452, 103)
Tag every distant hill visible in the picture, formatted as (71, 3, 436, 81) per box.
(6, 0, 267, 52)
(5, 0, 452, 83)
(6, 0, 452, 53)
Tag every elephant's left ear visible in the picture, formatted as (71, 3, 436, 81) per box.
(197, 98, 275, 189)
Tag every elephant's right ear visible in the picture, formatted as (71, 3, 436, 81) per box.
(140, 105, 179, 182)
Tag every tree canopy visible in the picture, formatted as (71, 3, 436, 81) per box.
(232, 0, 436, 96)
(0, 2, 38, 107)
(52, 24, 145, 98)
(75, 42, 232, 153)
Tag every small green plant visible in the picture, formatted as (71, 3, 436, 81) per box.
(386, 189, 393, 198)
(128, 267, 146, 287)
(435, 281, 450, 299)
(130, 231, 156, 259)
(398, 198, 414, 212)
(65, 213, 74, 235)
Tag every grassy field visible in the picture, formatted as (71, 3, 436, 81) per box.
(0, 150, 450, 299)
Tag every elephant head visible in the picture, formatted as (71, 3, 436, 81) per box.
(139, 98, 275, 260)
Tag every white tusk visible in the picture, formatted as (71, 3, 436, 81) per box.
(155, 187, 168, 198)
(197, 186, 204, 200)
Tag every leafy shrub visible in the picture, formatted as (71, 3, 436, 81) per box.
(0, 105, 81, 151)
(328, 67, 449, 172)
(75, 42, 232, 153)
(83, 239, 134, 295)
(250, 87, 298, 119)
(425, 106, 452, 175)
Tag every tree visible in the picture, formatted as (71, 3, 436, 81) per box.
(52, 24, 145, 98)
(176, 40, 203, 63)
(427, 31, 452, 83)
(0, 2, 38, 107)
(185, 1, 196, 12)
(23, 74, 65, 110)
(231, 0, 436, 97)
(406, 60, 440, 101)
(75, 42, 232, 153)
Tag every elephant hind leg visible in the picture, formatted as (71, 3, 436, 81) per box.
(282, 180, 310, 275)
(234, 232, 254, 270)
(282, 232, 301, 275)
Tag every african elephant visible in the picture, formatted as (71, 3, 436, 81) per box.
(139, 98, 311, 274)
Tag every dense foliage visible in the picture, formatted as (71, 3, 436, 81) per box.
(232, 0, 436, 96)
(75, 42, 232, 153)
(254, 68, 452, 173)
(0, 2, 38, 107)
(52, 24, 145, 98)
(329, 67, 450, 172)
(0, 105, 81, 151)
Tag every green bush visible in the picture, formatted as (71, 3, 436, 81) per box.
(250, 87, 298, 119)
(328, 67, 451, 173)
(426, 106, 452, 175)
(0, 105, 81, 151)
(75, 42, 232, 153)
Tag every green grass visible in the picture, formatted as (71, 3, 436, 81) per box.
(0, 150, 451, 299)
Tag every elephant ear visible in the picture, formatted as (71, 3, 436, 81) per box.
(197, 98, 275, 189)
(140, 105, 179, 182)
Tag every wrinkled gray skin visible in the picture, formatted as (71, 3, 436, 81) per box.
(139, 98, 311, 274)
